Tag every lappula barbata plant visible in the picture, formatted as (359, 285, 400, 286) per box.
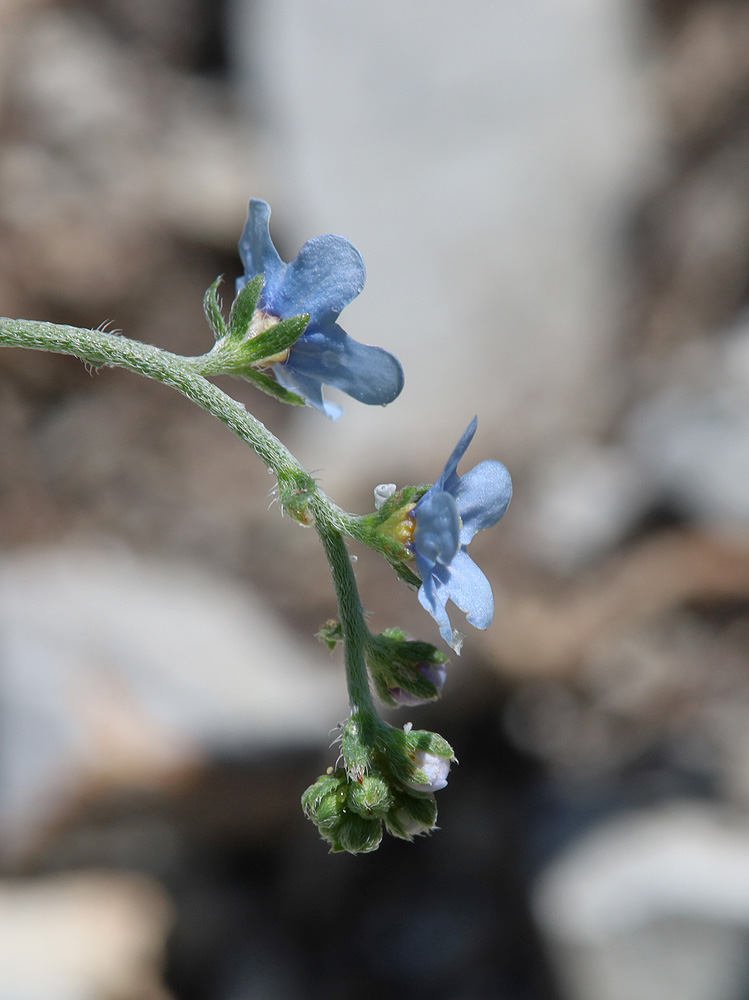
(0, 198, 512, 854)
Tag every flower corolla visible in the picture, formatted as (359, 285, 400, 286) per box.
(411, 417, 512, 651)
(237, 199, 404, 419)
(403, 749, 451, 793)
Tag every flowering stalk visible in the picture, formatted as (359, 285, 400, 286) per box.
(312, 513, 383, 762)
(0, 319, 400, 799)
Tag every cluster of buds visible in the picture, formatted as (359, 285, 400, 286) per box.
(302, 721, 454, 853)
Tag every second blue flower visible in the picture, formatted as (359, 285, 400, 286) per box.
(411, 418, 512, 651)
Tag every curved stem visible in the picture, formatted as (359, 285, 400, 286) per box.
(0, 317, 382, 749)
(0, 318, 296, 475)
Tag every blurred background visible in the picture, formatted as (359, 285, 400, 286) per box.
(2, 0, 749, 997)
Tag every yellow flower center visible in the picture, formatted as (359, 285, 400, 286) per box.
(249, 310, 290, 366)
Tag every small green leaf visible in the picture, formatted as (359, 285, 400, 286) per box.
(316, 619, 343, 651)
(203, 277, 227, 340)
(243, 313, 309, 365)
(228, 274, 264, 340)
(240, 367, 306, 406)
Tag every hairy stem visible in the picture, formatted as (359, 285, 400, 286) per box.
(0, 318, 296, 474)
(0, 317, 380, 742)
(313, 513, 376, 719)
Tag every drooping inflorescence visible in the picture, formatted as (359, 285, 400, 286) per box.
(0, 197, 513, 856)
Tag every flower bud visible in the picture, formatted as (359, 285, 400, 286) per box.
(333, 812, 383, 855)
(301, 770, 348, 834)
(389, 660, 447, 707)
(367, 629, 448, 707)
(347, 774, 392, 819)
(403, 748, 452, 793)
(386, 790, 438, 840)
(381, 725, 455, 794)
(302, 768, 386, 854)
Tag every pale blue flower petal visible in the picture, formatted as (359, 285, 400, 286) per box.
(434, 417, 478, 494)
(411, 417, 510, 646)
(413, 491, 460, 567)
(415, 554, 453, 646)
(454, 460, 513, 545)
(274, 235, 366, 326)
(280, 326, 404, 407)
(237, 199, 284, 293)
(273, 364, 343, 420)
(445, 548, 494, 630)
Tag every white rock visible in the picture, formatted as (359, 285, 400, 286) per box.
(626, 316, 749, 527)
(229, 0, 659, 498)
(0, 870, 172, 1000)
(534, 802, 749, 1000)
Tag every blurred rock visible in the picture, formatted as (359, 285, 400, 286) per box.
(231, 0, 659, 498)
(520, 442, 652, 571)
(0, 543, 346, 862)
(627, 315, 749, 527)
(659, 2, 749, 144)
(485, 529, 749, 676)
(534, 802, 749, 1000)
(0, 7, 257, 310)
(0, 870, 173, 1000)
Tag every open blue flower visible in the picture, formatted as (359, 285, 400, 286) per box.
(411, 417, 512, 651)
(236, 199, 404, 420)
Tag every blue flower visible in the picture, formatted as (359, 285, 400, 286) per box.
(236, 199, 404, 420)
(411, 417, 512, 651)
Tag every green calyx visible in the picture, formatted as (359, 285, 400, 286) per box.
(380, 724, 455, 791)
(316, 619, 344, 651)
(199, 275, 309, 405)
(385, 788, 439, 840)
(346, 485, 430, 588)
(366, 628, 448, 707)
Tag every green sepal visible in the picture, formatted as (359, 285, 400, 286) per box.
(330, 812, 383, 855)
(278, 470, 317, 524)
(227, 274, 263, 340)
(301, 770, 348, 834)
(390, 561, 423, 590)
(375, 484, 430, 522)
(301, 768, 386, 854)
(346, 484, 431, 570)
(240, 313, 309, 366)
(203, 277, 227, 341)
(341, 714, 377, 780)
(225, 274, 309, 366)
(238, 367, 306, 406)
